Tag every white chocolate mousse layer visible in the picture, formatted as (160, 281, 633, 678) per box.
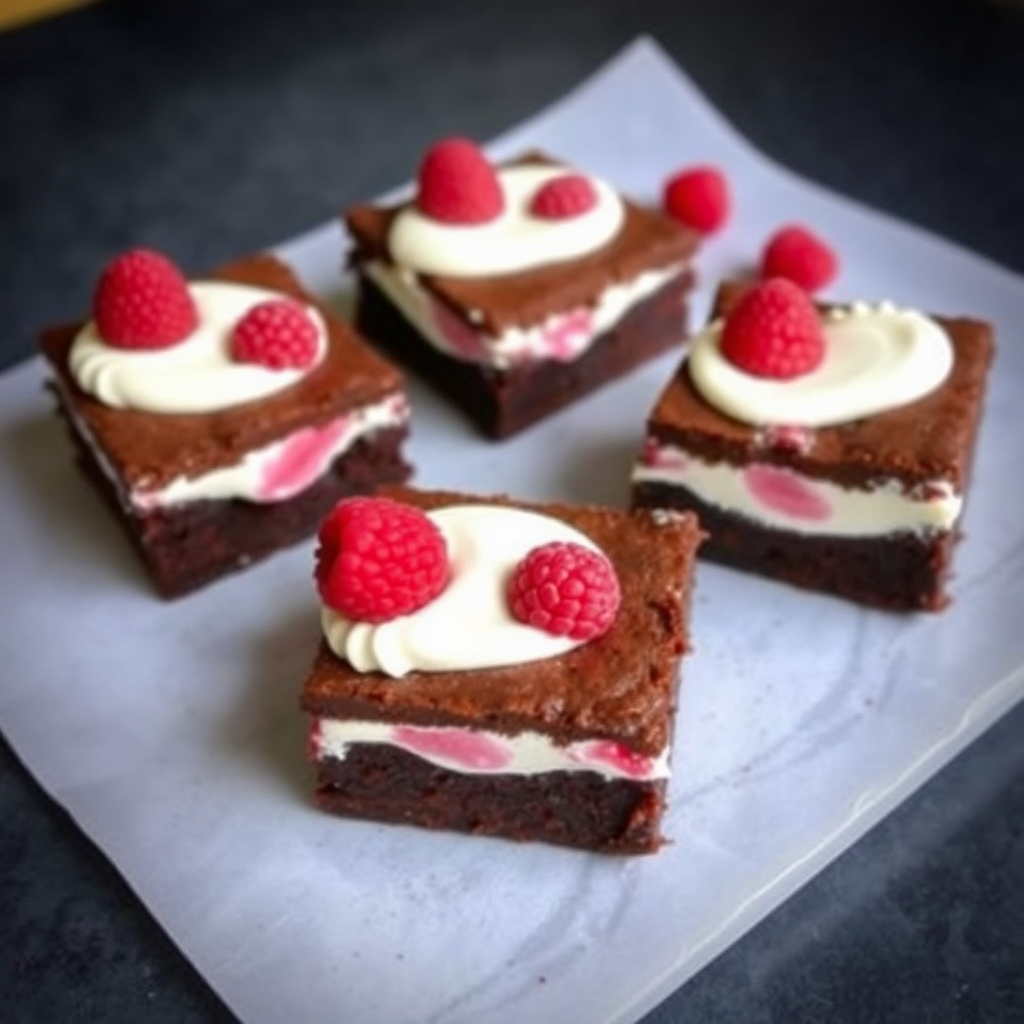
(134, 394, 408, 509)
(322, 504, 608, 679)
(388, 164, 624, 278)
(70, 281, 327, 415)
(58, 381, 408, 510)
(688, 302, 954, 428)
(362, 259, 685, 369)
(312, 718, 669, 781)
(633, 440, 961, 538)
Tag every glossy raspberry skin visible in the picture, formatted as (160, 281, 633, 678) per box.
(720, 278, 825, 379)
(416, 138, 504, 225)
(508, 541, 621, 641)
(528, 173, 598, 219)
(315, 497, 449, 623)
(761, 225, 839, 292)
(230, 299, 320, 370)
(92, 248, 198, 350)
(662, 165, 731, 234)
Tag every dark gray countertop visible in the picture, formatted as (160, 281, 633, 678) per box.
(2, 1, 1023, 1021)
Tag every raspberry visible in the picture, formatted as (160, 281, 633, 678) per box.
(761, 225, 838, 292)
(416, 138, 504, 225)
(315, 497, 449, 623)
(231, 299, 320, 370)
(508, 542, 620, 642)
(92, 248, 198, 350)
(720, 278, 825, 379)
(663, 165, 730, 234)
(528, 173, 598, 219)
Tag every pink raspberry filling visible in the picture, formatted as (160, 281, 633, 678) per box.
(745, 464, 831, 521)
(392, 725, 513, 771)
(573, 740, 654, 779)
(258, 418, 351, 501)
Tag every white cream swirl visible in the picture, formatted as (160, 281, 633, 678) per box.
(69, 282, 327, 414)
(321, 504, 605, 679)
(688, 301, 954, 427)
(387, 164, 624, 278)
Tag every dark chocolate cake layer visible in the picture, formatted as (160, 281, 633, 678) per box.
(68, 414, 411, 598)
(315, 748, 668, 855)
(39, 253, 405, 492)
(346, 152, 699, 335)
(303, 487, 701, 756)
(355, 269, 692, 439)
(632, 480, 956, 611)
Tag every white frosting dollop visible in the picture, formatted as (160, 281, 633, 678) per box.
(69, 282, 327, 415)
(688, 301, 954, 427)
(387, 164, 624, 278)
(321, 504, 606, 679)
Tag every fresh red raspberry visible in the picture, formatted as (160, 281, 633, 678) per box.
(315, 497, 449, 623)
(508, 542, 620, 642)
(528, 173, 598, 219)
(231, 299, 320, 370)
(92, 248, 198, 349)
(720, 278, 825, 379)
(761, 225, 838, 292)
(662, 165, 731, 234)
(416, 138, 504, 225)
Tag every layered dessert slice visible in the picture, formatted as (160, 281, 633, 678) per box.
(632, 278, 994, 610)
(301, 487, 702, 854)
(40, 249, 412, 597)
(345, 139, 700, 438)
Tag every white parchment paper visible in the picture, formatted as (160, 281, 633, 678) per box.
(2, 38, 1023, 1024)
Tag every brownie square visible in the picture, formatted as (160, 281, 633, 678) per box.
(40, 253, 412, 597)
(345, 151, 699, 439)
(632, 280, 995, 610)
(301, 487, 702, 854)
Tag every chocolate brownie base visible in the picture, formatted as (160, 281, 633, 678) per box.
(315, 747, 667, 854)
(632, 480, 955, 611)
(66, 410, 410, 597)
(354, 270, 692, 439)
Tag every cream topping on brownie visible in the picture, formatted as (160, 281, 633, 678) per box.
(312, 718, 669, 780)
(388, 164, 624, 278)
(321, 504, 605, 678)
(633, 439, 961, 537)
(363, 259, 683, 368)
(689, 301, 954, 428)
(70, 282, 328, 414)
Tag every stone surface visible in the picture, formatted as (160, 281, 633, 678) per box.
(2, 0, 1023, 1021)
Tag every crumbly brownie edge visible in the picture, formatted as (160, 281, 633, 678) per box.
(354, 269, 692, 439)
(315, 746, 668, 854)
(632, 480, 955, 611)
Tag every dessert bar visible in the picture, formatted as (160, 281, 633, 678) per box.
(345, 140, 699, 438)
(632, 278, 994, 610)
(40, 250, 412, 597)
(302, 487, 702, 853)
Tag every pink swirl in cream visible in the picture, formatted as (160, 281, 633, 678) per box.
(392, 726, 513, 771)
(313, 717, 670, 780)
(745, 465, 831, 521)
(633, 438, 961, 537)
